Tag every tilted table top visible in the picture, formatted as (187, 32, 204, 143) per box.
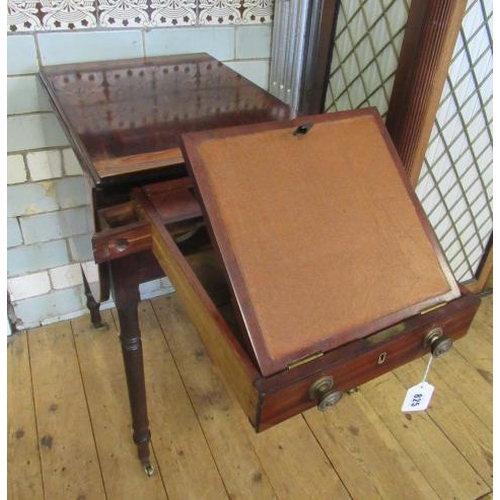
(39, 53, 290, 186)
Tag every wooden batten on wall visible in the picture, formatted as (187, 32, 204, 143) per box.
(385, 0, 467, 187)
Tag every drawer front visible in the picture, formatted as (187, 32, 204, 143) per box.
(256, 293, 479, 431)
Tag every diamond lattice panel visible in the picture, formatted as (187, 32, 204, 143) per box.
(416, 0, 493, 283)
(324, 0, 411, 118)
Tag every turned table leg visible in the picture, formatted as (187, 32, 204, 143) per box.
(110, 256, 153, 476)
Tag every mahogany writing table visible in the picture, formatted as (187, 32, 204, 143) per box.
(39, 53, 290, 474)
(39, 56, 479, 477)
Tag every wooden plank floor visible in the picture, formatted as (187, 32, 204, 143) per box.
(8, 293, 493, 500)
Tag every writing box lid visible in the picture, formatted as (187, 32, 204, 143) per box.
(181, 108, 460, 377)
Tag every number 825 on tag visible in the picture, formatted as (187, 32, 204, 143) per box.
(401, 382, 434, 412)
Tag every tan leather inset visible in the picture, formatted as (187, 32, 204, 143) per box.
(193, 113, 458, 373)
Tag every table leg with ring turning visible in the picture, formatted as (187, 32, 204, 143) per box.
(110, 256, 154, 476)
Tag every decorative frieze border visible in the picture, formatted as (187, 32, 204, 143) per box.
(7, 0, 274, 33)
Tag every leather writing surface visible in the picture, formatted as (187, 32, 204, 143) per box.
(184, 110, 460, 376)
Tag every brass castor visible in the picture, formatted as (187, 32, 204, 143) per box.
(143, 462, 154, 477)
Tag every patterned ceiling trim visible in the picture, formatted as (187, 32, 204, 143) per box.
(7, 0, 274, 32)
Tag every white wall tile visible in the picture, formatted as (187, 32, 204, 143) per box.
(7, 75, 52, 114)
(8, 272, 51, 300)
(139, 277, 174, 299)
(8, 181, 59, 217)
(12, 288, 88, 329)
(7, 218, 23, 248)
(50, 264, 83, 289)
(20, 207, 92, 244)
(235, 25, 272, 59)
(55, 177, 90, 209)
(37, 30, 144, 66)
(8, 240, 70, 277)
(69, 234, 94, 262)
(7, 113, 69, 152)
(144, 26, 235, 60)
(62, 148, 83, 176)
(26, 150, 63, 180)
(7, 155, 27, 184)
(224, 59, 269, 90)
(7, 34, 39, 75)
(7, 178, 90, 218)
(81, 261, 99, 283)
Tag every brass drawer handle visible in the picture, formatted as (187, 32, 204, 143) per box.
(114, 238, 129, 252)
(424, 326, 453, 357)
(309, 376, 343, 412)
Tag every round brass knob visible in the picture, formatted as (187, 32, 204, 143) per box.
(309, 376, 343, 412)
(431, 336, 453, 357)
(424, 326, 453, 357)
(317, 389, 343, 412)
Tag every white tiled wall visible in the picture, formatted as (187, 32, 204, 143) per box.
(7, 1, 274, 332)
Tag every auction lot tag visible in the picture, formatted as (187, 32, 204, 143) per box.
(401, 381, 435, 412)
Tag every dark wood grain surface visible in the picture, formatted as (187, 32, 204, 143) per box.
(39, 53, 290, 184)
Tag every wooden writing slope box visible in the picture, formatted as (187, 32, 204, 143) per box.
(119, 108, 479, 430)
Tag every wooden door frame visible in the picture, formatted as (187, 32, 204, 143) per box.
(385, 0, 466, 186)
(302, 0, 491, 292)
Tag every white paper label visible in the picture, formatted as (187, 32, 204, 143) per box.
(401, 381, 434, 412)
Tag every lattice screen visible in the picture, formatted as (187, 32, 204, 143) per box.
(325, 0, 493, 284)
(324, 0, 411, 118)
(415, 0, 493, 283)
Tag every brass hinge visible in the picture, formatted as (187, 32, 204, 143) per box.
(287, 351, 324, 370)
(419, 301, 447, 315)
